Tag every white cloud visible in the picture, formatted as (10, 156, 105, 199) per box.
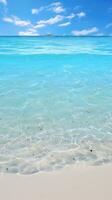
(106, 23, 112, 29)
(52, 6, 65, 13)
(59, 22, 71, 27)
(3, 16, 31, 26)
(72, 27, 99, 36)
(0, 0, 7, 5)
(37, 15, 64, 26)
(48, 2, 65, 13)
(50, 2, 61, 7)
(19, 28, 39, 36)
(31, 9, 39, 15)
(34, 24, 46, 29)
(3, 17, 13, 23)
(76, 12, 86, 18)
(66, 13, 75, 20)
(31, 7, 44, 15)
(66, 11, 86, 20)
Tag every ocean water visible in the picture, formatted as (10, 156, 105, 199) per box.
(0, 36, 112, 174)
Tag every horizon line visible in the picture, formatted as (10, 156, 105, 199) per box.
(0, 35, 112, 37)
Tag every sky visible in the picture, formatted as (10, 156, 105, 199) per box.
(0, 0, 112, 36)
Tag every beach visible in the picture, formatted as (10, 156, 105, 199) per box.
(0, 165, 112, 200)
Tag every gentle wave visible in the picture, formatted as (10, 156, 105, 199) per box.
(0, 47, 112, 55)
(0, 133, 112, 174)
(0, 37, 112, 55)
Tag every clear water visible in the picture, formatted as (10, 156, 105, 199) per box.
(0, 36, 112, 174)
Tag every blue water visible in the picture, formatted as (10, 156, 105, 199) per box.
(0, 36, 112, 174)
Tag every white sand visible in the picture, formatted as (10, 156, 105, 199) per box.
(0, 165, 112, 200)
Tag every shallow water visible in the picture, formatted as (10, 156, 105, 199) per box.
(0, 37, 112, 174)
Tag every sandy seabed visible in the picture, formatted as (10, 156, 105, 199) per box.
(0, 165, 112, 200)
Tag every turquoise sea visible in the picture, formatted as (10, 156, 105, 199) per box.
(0, 36, 112, 174)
